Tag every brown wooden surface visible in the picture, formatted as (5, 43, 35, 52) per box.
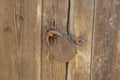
(0, 0, 41, 80)
(41, 0, 69, 80)
(67, 0, 94, 80)
(15, 0, 42, 80)
(0, 0, 17, 80)
(92, 0, 120, 80)
(0, 0, 120, 80)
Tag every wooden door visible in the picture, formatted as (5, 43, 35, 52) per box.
(0, 0, 120, 80)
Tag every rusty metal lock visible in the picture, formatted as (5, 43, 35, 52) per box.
(46, 29, 76, 62)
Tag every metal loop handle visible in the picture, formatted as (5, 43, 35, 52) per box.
(46, 29, 63, 46)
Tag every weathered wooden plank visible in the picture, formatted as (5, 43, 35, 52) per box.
(41, 0, 69, 80)
(0, 0, 18, 80)
(68, 0, 94, 80)
(14, 0, 42, 80)
(92, 0, 120, 80)
(0, 0, 42, 80)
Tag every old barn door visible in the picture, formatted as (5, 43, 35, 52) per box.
(0, 0, 120, 80)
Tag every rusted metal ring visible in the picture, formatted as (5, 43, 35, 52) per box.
(46, 29, 63, 46)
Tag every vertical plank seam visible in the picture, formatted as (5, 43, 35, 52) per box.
(66, 0, 71, 80)
(37, 0, 43, 80)
(41, 0, 43, 80)
(65, 62, 68, 80)
(66, 0, 70, 34)
(90, 0, 96, 80)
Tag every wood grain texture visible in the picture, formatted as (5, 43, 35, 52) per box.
(67, 0, 94, 80)
(41, 0, 69, 80)
(0, 0, 17, 80)
(0, 0, 41, 80)
(92, 0, 120, 80)
(15, 0, 42, 80)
